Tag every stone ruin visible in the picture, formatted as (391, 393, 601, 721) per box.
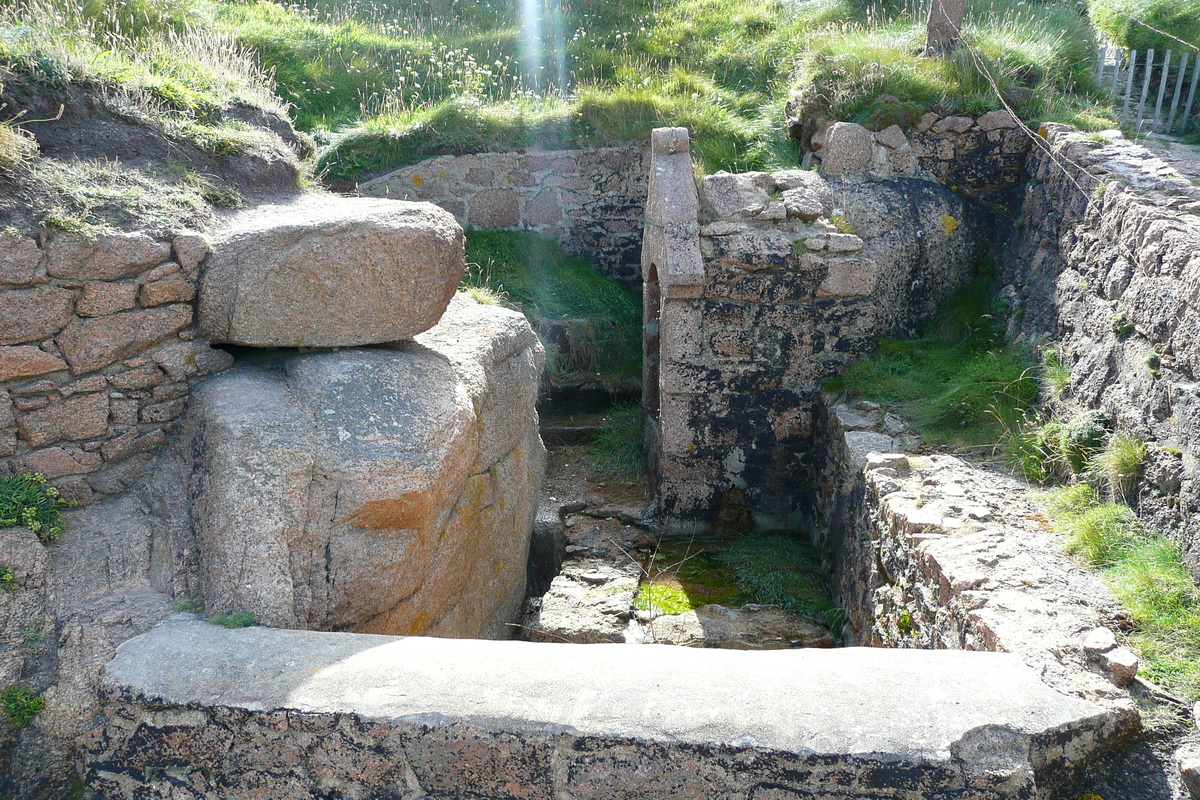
(1, 112, 1199, 799)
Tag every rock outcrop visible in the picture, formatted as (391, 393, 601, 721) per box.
(180, 295, 545, 637)
(199, 195, 465, 347)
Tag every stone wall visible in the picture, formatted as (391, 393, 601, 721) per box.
(642, 128, 982, 533)
(0, 230, 232, 506)
(360, 145, 649, 286)
(808, 398, 1146, 707)
(1000, 125, 1200, 571)
(805, 111, 1033, 211)
(84, 617, 1131, 800)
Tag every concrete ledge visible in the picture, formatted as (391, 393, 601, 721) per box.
(89, 617, 1133, 799)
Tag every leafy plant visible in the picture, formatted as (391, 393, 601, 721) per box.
(0, 564, 17, 592)
(1111, 311, 1134, 337)
(2, 683, 44, 727)
(0, 473, 72, 543)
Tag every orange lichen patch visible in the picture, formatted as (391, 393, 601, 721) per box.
(349, 493, 432, 530)
(407, 610, 431, 635)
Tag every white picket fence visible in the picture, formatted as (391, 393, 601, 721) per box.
(1098, 44, 1200, 135)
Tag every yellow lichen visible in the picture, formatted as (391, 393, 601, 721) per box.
(940, 214, 958, 235)
(411, 174, 425, 188)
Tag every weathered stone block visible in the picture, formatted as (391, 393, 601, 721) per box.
(139, 279, 195, 307)
(17, 392, 109, 447)
(467, 188, 519, 227)
(0, 286, 74, 345)
(173, 232, 211, 273)
(55, 305, 193, 373)
(199, 195, 464, 347)
(817, 258, 878, 297)
(77, 281, 138, 317)
(9, 445, 102, 479)
(0, 346, 67, 383)
(820, 123, 875, 178)
(0, 235, 45, 286)
(45, 232, 171, 281)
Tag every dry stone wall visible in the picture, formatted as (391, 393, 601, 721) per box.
(359, 145, 649, 285)
(805, 111, 1033, 211)
(1001, 125, 1200, 570)
(642, 128, 982, 533)
(0, 230, 232, 506)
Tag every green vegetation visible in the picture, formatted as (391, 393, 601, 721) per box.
(588, 402, 646, 480)
(1041, 347, 1070, 398)
(794, 0, 1117, 133)
(2, 683, 44, 728)
(1046, 484, 1200, 700)
(207, 611, 257, 628)
(1089, 0, 1200, 52)
(0, 565, 17, 592)
(462, 230, 641, 382)
(0, 473, 72, 544)
(717, 534, 841, 628)
(634, 582, 699, 615)
(833, 273, 1039, 447)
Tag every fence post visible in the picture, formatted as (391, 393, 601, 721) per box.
(1185, 53, 1200, 134)
(1152, 50, 1172, 131)
(1168, 51, 1189, 133)
(1136, 49, 1155, 128)
(1110, 48, 1123, 98)
(1122, 50, 1138, 120)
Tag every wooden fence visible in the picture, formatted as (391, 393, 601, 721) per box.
(1098, 44, 1200, 135)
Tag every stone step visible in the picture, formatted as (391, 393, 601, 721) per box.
(91, 617, 1136, 799)
(539, 412, 608, 445)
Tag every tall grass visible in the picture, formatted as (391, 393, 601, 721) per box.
(1089, 0, 1200, 52)
(834, 272, 1039, 447)
(1046, 483, 1200, 701)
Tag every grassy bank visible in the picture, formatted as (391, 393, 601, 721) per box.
(829, 273, 1039, 448)
(461, 230, 641, 383)
(1047, 484, 1200, 701)
(1089, 0, 1200, 52)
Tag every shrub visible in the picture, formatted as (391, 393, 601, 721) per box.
(1056, 409, 1109, 474)
(2, 683, 44, 728)
(0, 473, 71, 543)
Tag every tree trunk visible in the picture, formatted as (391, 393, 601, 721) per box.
(925, 0, 965, 56)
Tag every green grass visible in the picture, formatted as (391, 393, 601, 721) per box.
(793, 0, 1117, 133)
(463, 230, 641, 382)
(1046, 484, 1200, 700)
(834, 273, 1039, 448)
(588, 402, 646, 480)
(1, 683, 44, 728)
(0, 473, 72, 544)
(717, 534, 841, 628)
(207, 611, 257, 628)
(634, 582, 698, 614)
(1089, 0, 1200, 52)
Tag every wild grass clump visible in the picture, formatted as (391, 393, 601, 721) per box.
(1089, 0, 1200, 52)
(0, 473, 72, 544)
(1, 683, 44, 728)
(717, 534, 841, 628)
(792, 0, 1116, 132)
(463, 230, 641, 382)
(1045, 484, 1200, 700)
(836, 272, 1038, 447)
(207, 611, 257, 628)
(0, 116, 38, 175)
(588, 402, 646, 480)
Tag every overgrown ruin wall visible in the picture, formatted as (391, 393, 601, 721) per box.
(1000, 125, 1200, 571)
(360, 145, 648, 286)
(642, 128, 984, 533)
(0, 230, 232, 506)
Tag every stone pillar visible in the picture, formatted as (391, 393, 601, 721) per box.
(640, 128, 705, 530)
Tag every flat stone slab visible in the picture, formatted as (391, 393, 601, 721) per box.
(91, 617, 1132, 799)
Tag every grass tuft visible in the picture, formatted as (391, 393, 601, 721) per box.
(588, 402, 646, 481)
(1, 683, 44, 728)
(207, 611, 257, 629)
